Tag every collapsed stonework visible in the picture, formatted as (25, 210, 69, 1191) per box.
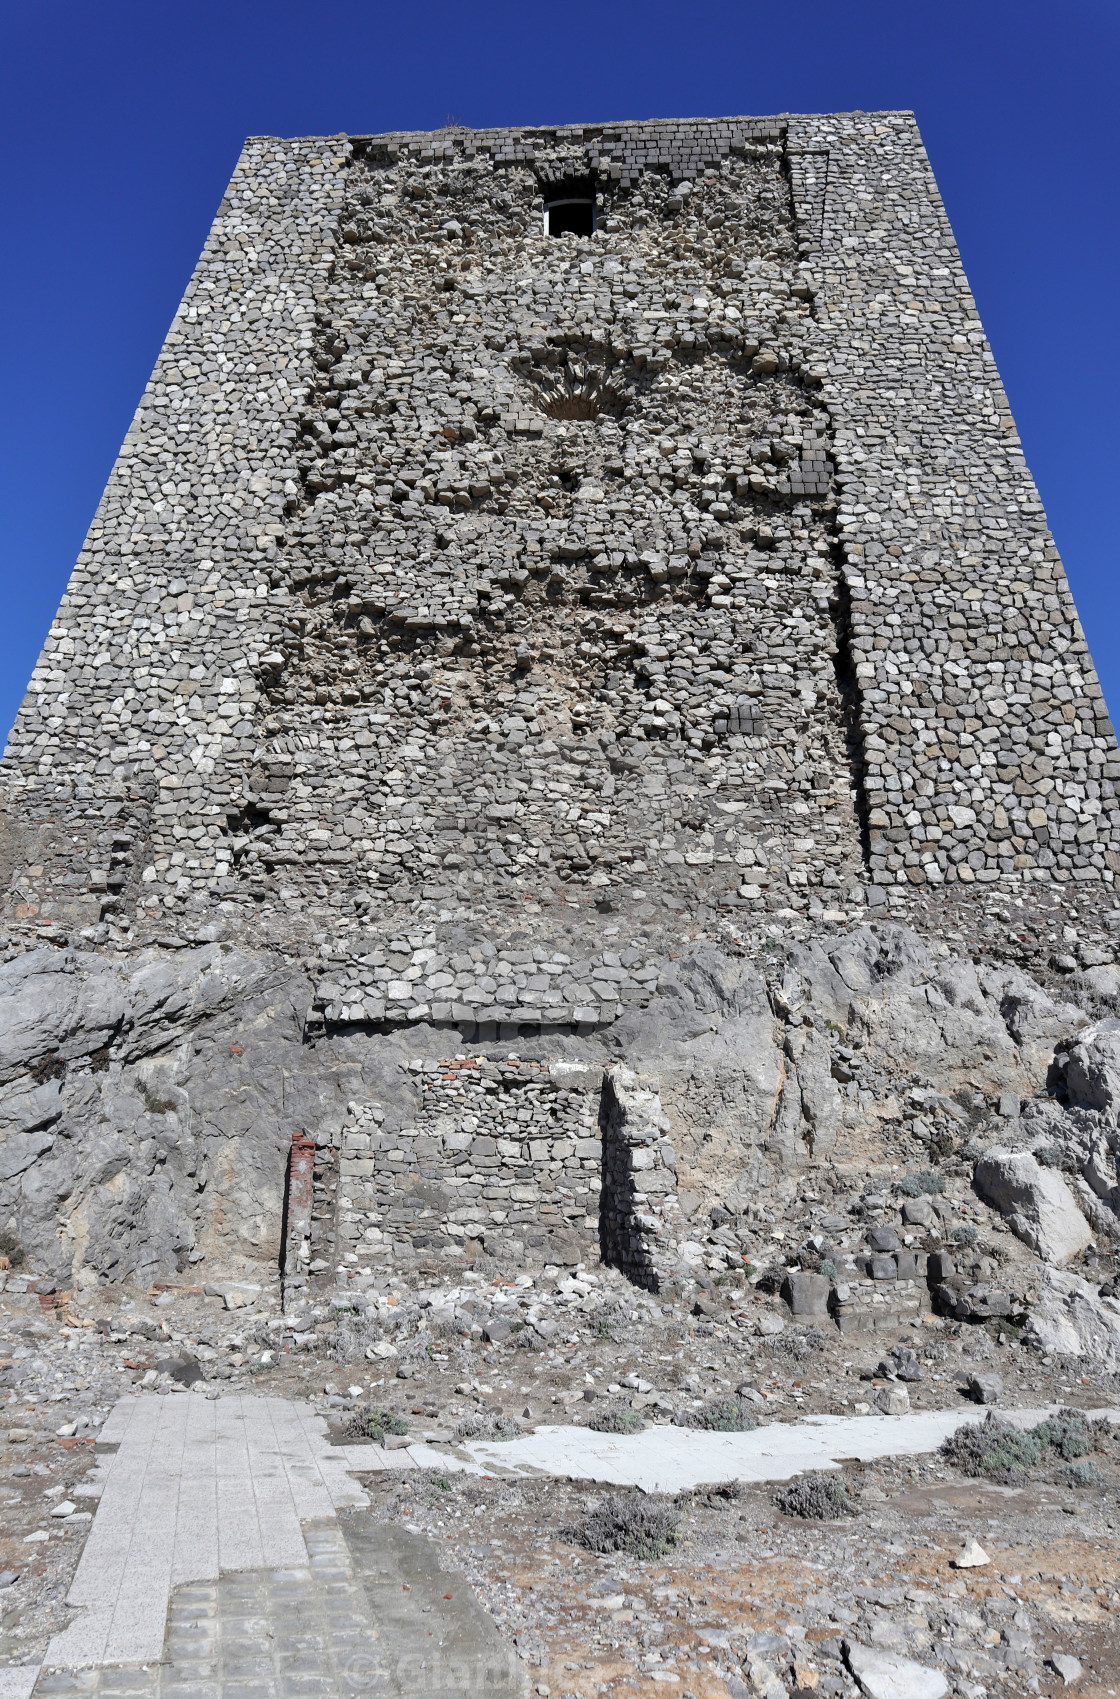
(2, 112, 1120, 1332)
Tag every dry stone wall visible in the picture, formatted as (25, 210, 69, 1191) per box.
(336, 1054, 601, 1267)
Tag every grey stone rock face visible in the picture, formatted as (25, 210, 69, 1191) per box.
(973, 1148, 1092, 1264)
(1065, 1020, 1120, 1121)
(1023, 1267, 1120, 1369)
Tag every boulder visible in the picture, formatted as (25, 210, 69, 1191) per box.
(1065, 1020, 1120, 1122)
(780, 1271, 831, 1319)
(973, 1148, 1091, 1264)
(874, 1384, 910, 1416)
(967, 1371, 1003, 1405)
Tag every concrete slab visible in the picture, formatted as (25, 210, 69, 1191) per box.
(417, 1403, 1120, 1494)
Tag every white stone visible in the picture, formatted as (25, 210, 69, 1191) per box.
(1024, 1267, 1120, 1369)
(844, 1642, 949, 1699)
(973, 1148, 1091, 1264)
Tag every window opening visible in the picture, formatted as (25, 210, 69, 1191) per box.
(546, 198, 595, 238)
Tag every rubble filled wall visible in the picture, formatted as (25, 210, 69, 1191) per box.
(4, 113, 1116, 947)
(337, 1054, 601, 1268)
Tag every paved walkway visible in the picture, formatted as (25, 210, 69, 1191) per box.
(19, 1392, 524, 1699)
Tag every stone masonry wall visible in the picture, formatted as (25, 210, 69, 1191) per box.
(787, 113, 1120, 894)
(1, 113, 1117, 1290)
(4, 114, 1115, 950)
(0, 136, 349, 933)
(336, 1054, 601, 1266)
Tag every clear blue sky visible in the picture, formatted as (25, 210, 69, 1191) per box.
(2, 0, 1118, 739)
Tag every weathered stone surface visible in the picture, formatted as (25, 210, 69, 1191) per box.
(781, 1271, 830, 1318)
(0, 110, 1116, 1297)
(1065, 1020, 1120, 1121)
(973, 1148, 1092, 1264)
(844, 1641, 949, 1699)
(1023, 1266, 1120, 1368)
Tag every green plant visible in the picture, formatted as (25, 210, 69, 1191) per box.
(345, 1406, 410, 1444)
(1034, 1411, 1091, 1460)
(898, 1171, 946, 1197)
(454, 1411, 521, 1442)
(776, 1473, 853, 1519)
(939, 1411, 1094, 1485)
(675, 1396, 757, 1433)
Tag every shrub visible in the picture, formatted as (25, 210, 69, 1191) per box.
(345, 1407, 409, 1444)
(1063, 1460, 1099, 1487)
(589, 1406, 646, 1435)
(674, 1396, 757, 1433)
(1034, 1410, 1091, 1460)
(453, 1411, 521, 1442)
(898, 1171, 946, 1197)
(952, 1223, 979, 1246)
(941, 1412, 1058, 1485)
(571, 1492, 681, 1559)
(769, 1325, 828, 1359)
(776, 1472, 853, 1519)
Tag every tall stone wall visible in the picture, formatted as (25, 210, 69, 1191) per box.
(0, 112, 1117, 1292)
(2, 112, 1113, 954)
(788, 114, 1120, 894)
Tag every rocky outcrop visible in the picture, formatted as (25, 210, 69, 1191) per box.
(0, 919, 1113, 1294)
(0, 943, 365, 1285)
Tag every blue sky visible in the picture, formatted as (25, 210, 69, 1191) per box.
(2, 0, 1118, 738)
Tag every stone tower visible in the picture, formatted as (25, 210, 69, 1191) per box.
(0, 113, 1116, 1292)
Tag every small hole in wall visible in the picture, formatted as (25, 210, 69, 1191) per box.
(546, 199, 595, 238)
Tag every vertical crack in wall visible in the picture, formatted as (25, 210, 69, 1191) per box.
(828, 565, 872, 871)
(784, 131, 873, 885)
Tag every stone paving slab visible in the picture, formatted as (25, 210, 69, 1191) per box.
(43, 1395, 376, 1673)
(0, 1670, 41, 1699)
(26, 1393, 524, 1697)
